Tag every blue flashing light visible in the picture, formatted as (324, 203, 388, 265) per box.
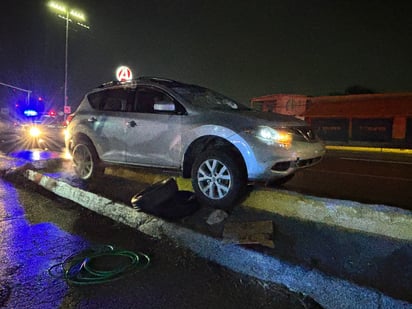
(23, 109, 38, 117)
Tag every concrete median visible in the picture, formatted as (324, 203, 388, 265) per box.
(105, 166, 412, 242)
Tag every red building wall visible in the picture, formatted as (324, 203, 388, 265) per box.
(250, 94, 309, 118)
(251, 92, 412, 147)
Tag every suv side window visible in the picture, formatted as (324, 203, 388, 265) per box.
(134, 87, 186, 115)
(88, 88, 135, 112)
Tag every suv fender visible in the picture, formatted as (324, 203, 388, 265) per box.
(181, 126, 259, 180)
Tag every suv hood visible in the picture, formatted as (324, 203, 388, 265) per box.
(202, 109, 307, 129)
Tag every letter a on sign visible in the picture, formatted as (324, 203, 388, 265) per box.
(116, 66, 133, 82)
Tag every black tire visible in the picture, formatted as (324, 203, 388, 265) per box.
(191, 149, 247, 210)
(131, 178, 178, 211)
(159, 191, 200, 220)
(72, 139, 104, 180)
(132, 189, 200, 220)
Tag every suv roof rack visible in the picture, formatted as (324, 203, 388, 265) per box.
(137, 76, 194, 88)
(98, 80, 125, 88)
(137, 76, 177, 83)
(97, 76, 189, 89)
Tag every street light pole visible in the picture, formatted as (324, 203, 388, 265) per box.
(47, 1, 89, 120)
(64, 9, 69, 120)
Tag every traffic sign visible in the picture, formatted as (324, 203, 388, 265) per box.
(64, 105, 71, 114)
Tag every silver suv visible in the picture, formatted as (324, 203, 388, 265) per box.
(65, 77, 325, 209)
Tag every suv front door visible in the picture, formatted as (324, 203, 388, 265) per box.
(125, 87, 185, 168)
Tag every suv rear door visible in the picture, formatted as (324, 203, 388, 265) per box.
(86, 88, 135, 163)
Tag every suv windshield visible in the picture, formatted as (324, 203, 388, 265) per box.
(172, 85, 250, 111)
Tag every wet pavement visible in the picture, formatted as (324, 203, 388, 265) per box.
(88, 174, 412, 304)
(0, 150, 411, 308)
(0, 178, 86, 308)
(0, 152, 317, 309)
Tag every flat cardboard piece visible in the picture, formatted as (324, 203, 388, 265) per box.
(222, 220, 274, 248)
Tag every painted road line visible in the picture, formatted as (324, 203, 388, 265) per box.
(326, 145, 412, 155)
(242, 188, 412, 241)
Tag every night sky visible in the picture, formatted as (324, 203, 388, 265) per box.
(1, 0, 412, 111)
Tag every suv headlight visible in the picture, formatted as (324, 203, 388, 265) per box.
(252, 126, 292, 147)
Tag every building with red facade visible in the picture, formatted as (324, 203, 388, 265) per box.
(251, 92, 412, 148)
(250, 94, 309, 119)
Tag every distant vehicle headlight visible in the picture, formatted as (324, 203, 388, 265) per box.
(253, 126, 292, 147)
(29, 126, 41, 138)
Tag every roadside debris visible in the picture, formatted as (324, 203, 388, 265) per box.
(207, 209, 229, 225)
(131, 178, 200, 220)
(223, 221, 274, 248)
(48, 244, 150, 285)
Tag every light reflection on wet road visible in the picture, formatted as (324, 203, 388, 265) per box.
(7, 149, 65, 162)
(0, 178, 87, 308)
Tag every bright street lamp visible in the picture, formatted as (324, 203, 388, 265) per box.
(47, 1, 90, 120)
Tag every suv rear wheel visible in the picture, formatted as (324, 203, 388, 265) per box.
(191, 149, 246, 210)
(72, 140, 103, 180)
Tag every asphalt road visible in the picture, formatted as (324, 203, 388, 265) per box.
(282, 150, 412, 210)
(0, 176, 313, 309)
(1, 146, 412, 307)
(7, 152, 407, 305)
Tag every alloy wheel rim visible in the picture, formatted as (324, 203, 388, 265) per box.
(197, 159, 231, 199)
(73, 144, 93, 179)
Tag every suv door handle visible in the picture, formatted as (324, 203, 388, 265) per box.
(87, 116, 97, 122)
(127, 120, 137, 127)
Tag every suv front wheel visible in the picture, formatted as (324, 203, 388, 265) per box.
(191, 149, 246, 210)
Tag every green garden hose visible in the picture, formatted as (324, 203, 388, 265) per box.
(49, 245, 150, 285)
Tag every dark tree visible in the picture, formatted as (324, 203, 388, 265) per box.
(344, 85, 375, 94)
